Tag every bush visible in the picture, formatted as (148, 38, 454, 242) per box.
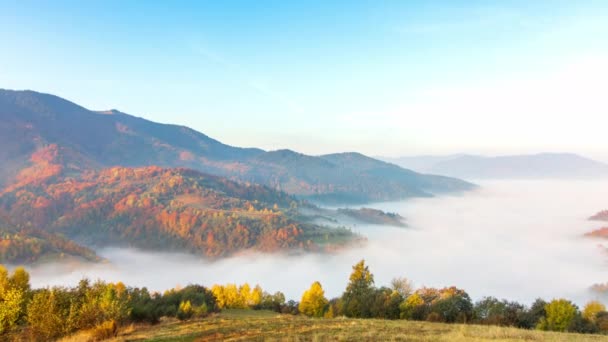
(27, 289, 68, 341)
(596, 311, 608, 332)
(177, 301, 193, 321)
(90, 320, 118, 341)
(193, 303, 209, 318)
(426, 312, 442, 322)
(281, 300, 299, 315)
(400, 293, 425, 320)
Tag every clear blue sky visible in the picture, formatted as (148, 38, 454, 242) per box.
(2, 1, 608, 159)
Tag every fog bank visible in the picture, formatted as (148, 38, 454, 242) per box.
(28, 180, 608, 306)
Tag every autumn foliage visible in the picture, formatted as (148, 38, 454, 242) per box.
(0, 166, 351, 260)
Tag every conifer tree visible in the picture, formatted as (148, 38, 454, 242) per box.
(341, 260, 375, 318)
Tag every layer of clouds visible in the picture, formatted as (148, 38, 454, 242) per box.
(28, 180, 608, 306)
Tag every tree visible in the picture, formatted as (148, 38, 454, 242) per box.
(390, 277, 413, 297)
(519, 298, 547, 329)
(369, 287, 402, 319)
(299, 281, 328, 317)
(27, 289, 66, 341)
(0, 288, 24, 334)
(400, 292, 425, 320)
(537, 299, 578, 332)
(75, 281, 129, 330)
(177, 300, 193, 320)
(211, 285, 227, 309)
(474, 297, 505, 325)
(583, 301, 605, 322)
(0, 266, 8, 291)
(430, 291, 473, 323)
(238, 283, 251, 308)
(0, 265, 30, 335)
(473, 297, 525, 327)
(250, 285, 263, 307)
(596, 311, 608, 332)
(342, 260, 375, 318)
(260, 291, 285, 312)
(282, 300, 299, 315)
(9, 267, 30, 294)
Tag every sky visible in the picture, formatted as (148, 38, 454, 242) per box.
(1, 1, 608, 160)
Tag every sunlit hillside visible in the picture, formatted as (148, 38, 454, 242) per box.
(87, 310, 608, 342)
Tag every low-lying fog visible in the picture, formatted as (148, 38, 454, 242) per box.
(28, 180, 608, 306)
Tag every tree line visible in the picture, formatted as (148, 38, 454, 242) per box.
(1, 260, 607, 341)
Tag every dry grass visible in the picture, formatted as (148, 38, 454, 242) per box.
(106, 310, 608, 342)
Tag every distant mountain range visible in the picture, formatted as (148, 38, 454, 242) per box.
(380, 154, 608, 180)
(0, 89, 473, 204)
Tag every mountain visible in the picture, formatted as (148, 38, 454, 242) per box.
(0, 89, 262, 186)
(380, 153, 608, 180)
(0, 89, 473, 204)
(379, 155, 466, 174)
(590, 210, 608, 222)
(0, 166, 355, 258)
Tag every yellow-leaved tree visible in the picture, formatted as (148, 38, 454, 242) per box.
(250, 285, 263, 307)
(299, 281, 328, 318)
(0, 265, 29, 335)
(583, 300, 606, 322)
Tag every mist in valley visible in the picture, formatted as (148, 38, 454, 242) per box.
(27, 180, 608, 306)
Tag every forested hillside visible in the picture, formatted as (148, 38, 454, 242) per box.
(0, 215, 99, 264)
(0, 165, 355, 258)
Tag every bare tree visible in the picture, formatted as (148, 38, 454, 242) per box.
(391, 277, 414, 297)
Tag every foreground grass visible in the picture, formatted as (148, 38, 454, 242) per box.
(107, 310, 608, 342)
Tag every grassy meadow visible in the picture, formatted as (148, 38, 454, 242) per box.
(65, 309, 608, 342)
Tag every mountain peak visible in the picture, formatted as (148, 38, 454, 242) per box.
(96, 109, 126, 115)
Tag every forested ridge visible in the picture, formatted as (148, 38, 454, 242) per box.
(0, 164, 356, 260)
(0, 215, 100, 264)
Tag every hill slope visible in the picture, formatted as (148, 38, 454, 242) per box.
(0, 89, 473, 204)
(100, 309, 607, 342)
(382, 153, 608, 180)
(0, 214, 99, 264)
(0, 166, 354, 258)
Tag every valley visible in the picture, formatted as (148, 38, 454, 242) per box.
(4, 2, 608, 340)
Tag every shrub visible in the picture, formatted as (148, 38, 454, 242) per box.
(177, 301, 193, 321)
(193, 303, 208, 318)
(90, 320, 118, 341)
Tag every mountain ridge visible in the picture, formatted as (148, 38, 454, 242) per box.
(0, 88, 473, 204)
(380, 153, 608, 180)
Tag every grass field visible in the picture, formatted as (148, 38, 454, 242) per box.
(93, 310, 608, 342)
